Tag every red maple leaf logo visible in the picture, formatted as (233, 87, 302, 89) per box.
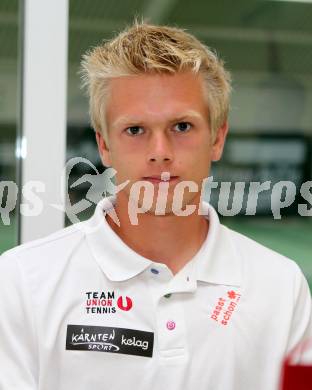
(227, 291, 237, 299)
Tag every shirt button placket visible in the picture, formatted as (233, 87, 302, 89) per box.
(148, 265, 187, 360)
(158, 296, 186, 360)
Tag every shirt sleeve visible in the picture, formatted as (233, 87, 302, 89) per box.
(285, 261, 312, 357)
(0, 253, 38, 390)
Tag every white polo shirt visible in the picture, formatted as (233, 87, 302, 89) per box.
(0, 196, 311, 390)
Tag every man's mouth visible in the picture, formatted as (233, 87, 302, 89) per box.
(142, 175, 179, 184)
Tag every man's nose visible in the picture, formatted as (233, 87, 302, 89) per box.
(146, 132, 174, 163)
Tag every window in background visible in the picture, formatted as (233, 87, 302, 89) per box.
(0, 0, 19, 254)
(66, 0, 312, 286)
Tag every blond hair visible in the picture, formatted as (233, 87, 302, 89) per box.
(81, 21, 231, 141)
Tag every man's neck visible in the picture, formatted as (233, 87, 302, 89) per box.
(105, 193, 209, 275)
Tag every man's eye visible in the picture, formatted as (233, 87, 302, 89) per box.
(174, 122, 192, 132)
(125, 126, 144, 136)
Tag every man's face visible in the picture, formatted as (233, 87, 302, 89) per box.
(96, 71, 228, 215)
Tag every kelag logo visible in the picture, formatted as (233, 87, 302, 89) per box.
(85, 291, 133, 314)
(66, 325, 154, 357)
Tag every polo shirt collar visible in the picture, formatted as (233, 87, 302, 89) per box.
(84, 196, 242, 287)
(195, 205, 242, 287)
(85, 196, 152, 282)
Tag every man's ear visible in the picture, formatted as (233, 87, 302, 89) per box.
(95, 130, 112, 167)
(211, 121, 229, 162)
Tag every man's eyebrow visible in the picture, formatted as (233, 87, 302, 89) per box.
(170, 111, 204, 122)
(111, 110, 204, 128)
(111, 116, 144, 128)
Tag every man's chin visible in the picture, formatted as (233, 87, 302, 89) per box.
(127, 195, 199, 217)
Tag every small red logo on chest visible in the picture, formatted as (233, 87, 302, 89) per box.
(117, 296, 133, 311)
(210, 290, 241, 326)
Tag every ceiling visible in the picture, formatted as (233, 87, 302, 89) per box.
(1, 0, 312, 75)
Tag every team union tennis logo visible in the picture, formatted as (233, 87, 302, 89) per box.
(210, 290, 241, 326)
(85, 291, 133, 314)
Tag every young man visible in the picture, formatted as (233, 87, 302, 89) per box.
(0, 22, 311, 390)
